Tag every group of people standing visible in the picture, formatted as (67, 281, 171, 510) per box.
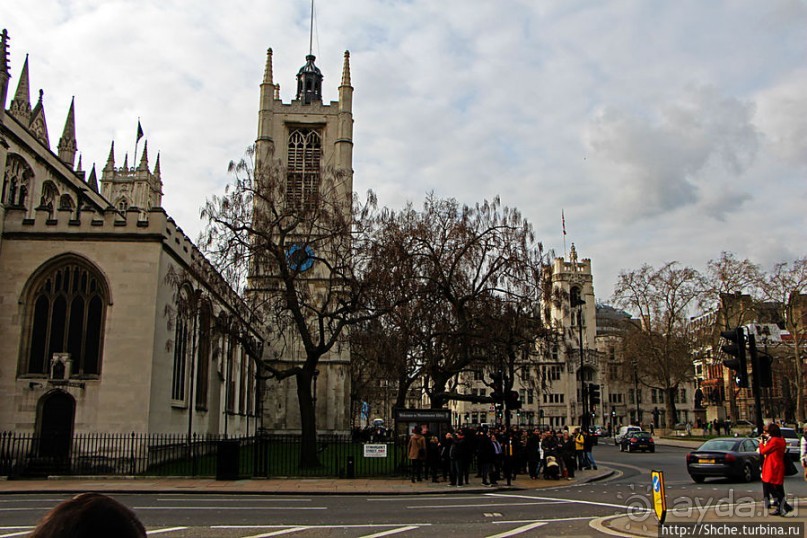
(407, 424, 599, 485)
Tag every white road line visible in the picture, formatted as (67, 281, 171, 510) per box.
(486, 522, 546, 537)
(155, 498, 312, 502)
(485, 493, 652, 513)
(357, 526, 420, 538)
(0, 531, 32, 538)
(214, 524, 433, 530)
(134, 506, 326, 511)
(147, 527, 188, 535)
(406, 501, 561, 509)
(493, 516, 595, 524)
(242, 528, 307, 538)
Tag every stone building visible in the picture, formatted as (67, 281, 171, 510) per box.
(0, 30, 263, 449)
(246, 48, 354, 433)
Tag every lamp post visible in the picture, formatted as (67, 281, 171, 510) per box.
(312, 369, 320, 434)
(571, 294, 588, 430)
(632, 359, 640, 425)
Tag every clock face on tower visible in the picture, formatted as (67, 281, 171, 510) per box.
(286, 244, 315, 272)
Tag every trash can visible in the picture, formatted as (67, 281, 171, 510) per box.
(346, 456, 355, 478)
(216, 439, 240, 480)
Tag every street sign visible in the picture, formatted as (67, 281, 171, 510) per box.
(651, 470, 667, 525)
(363, 444, 388, 458)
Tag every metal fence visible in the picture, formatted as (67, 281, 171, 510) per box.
(0, 431, 407, 479)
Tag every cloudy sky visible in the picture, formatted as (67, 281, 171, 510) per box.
(4, 0, 806, 300)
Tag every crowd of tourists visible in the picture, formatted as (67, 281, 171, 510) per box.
(407, 424, 599, 485)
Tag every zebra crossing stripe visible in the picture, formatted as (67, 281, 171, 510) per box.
(486, 522, 547, 537)
(146, 527, 188, 535)
(357, 526, 420, 538)
(242, 528, 307, 538)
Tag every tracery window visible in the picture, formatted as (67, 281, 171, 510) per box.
(59, 194, 75, 212)
(195, 303, 211, 410)
(171, 286, 193, 403)
(2, 154, 33, 208)
(286, 127, 321, 210)
(22, 256, 108, 377)
(39, 181, 59, 211)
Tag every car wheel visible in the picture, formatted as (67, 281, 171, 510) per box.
(741, 463, 753, 483)
(691, 475, 705, 484)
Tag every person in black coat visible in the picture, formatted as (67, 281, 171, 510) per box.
(560, 431, 576, 479)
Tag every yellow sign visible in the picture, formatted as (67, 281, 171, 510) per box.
(651, 470, 667, 525)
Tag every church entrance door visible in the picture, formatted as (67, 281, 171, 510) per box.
(36, 390, 75, 471)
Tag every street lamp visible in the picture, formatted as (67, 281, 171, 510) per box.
(571, 292, 587, 430)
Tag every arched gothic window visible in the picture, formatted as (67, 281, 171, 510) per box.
(286, 128, 321, 210)
(39, 181, 59, 211)
(2, 154, 33, 208)
(22, 256, 109, 377)
(171, 286, 194, 403)
(116, 198, 129, 212)
(195, 302, 211, 410)
(59, 194, 75, 212)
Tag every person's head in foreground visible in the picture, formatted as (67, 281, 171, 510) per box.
(30, 492, 146, 538)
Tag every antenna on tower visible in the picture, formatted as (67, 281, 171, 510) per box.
(309, 0, 315, 56)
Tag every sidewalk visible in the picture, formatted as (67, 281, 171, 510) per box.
(0, 467, 614, 496)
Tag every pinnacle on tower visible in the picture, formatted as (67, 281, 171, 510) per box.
(263, 48, 273, 86)
(340, 50, 351, 87)
(153, 151, 161, 176)
(87, 164, 98, 192)
(104, 140, 115, 172)
(138, 140, 149, 171)
(0, 29, 10, 112)
(9, 53, 31, 124)
(29, 89, 50, 148)
(58, 96, 78, 168)
(122, 152, 128, 170)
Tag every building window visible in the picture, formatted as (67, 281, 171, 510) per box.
(527, 390, 534, 405)
(3, 154, 33, 208)
(171, 287, 194, 403)
(287, 127, 322, 211)
(195, 303, 211, 410)
(21, 256, 108, 377)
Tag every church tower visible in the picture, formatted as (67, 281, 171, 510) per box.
(249, 47, 354, 433)
(100, 140, 163, 215)
(546, 244, 599, 427)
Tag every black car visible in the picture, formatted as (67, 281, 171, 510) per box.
(686, 437, 761, 483)
(619, 431, 655, 452)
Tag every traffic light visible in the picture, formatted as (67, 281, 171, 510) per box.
(589, 383, 601, 405)
(721, 327, 748, 388)
(505, 390, 522, 410)
(748, 334, 773, 388)
(490, 371, 504, 403)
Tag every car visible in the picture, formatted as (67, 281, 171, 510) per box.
(750, 426, 799, 461)
(686, 437, 761, 483)
(614, 425, 641, 445)
(619, 431, 655, 452)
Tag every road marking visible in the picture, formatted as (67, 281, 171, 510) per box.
(405, 501, 560, 509)
(485, 493, 652, 513)
(358, 526, 420, 538)
(156, 497, 312, 502)
(484, 512, 502, 517)
(147, 527, 188, 535)
(0, 531, 32, 538)
(242, 528, 307, 538)
(134, 506, 326, 511)
(486, 522, 546, 537)
(214, 524, 433, 530)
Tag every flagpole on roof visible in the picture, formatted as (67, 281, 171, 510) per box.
(134, 118, 143, 170)
(562, 209, 567, 260)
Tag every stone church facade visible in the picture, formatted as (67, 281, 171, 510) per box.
(0, 29, 264, 444)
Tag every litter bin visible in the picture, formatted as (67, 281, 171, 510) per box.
(216, 439, 241, 480)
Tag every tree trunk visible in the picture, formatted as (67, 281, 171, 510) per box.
(296, 370, 320, 468)
(666, 387, 678, 429)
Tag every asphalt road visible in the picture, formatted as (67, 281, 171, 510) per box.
(2, 443, 804, 537)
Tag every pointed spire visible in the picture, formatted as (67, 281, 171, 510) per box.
(58, 96, 78, 168)
(153, 151, 161, 176)
(122, 152, 129, 170)
(274, 83, 280, 100)
(341, 50, 351, 87)
(9, 54, 31, 123)
(76, 154, 83, 172)
(29, 89, 50, 148)
(0, 29, 10, 113)
(87, 164, 98, 192)
(138, 140, 149, 170)
(104, 140, 115, 172)
(263, 48, 273, 85)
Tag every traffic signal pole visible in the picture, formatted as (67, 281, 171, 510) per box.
(748, 333, 764, 434)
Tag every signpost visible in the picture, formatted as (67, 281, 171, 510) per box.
(651, 470, 667, 525)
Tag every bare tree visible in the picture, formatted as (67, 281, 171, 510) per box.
(200, 146, 385, 466)
(612, 262, 703, 426)
(760, 258, 807, 422)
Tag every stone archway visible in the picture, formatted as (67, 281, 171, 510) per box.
(36, 390, 75, 463)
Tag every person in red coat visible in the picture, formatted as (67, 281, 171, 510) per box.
(759, 423, 791, 515)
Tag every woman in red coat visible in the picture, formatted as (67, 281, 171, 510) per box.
(759, 423, 791, 515)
